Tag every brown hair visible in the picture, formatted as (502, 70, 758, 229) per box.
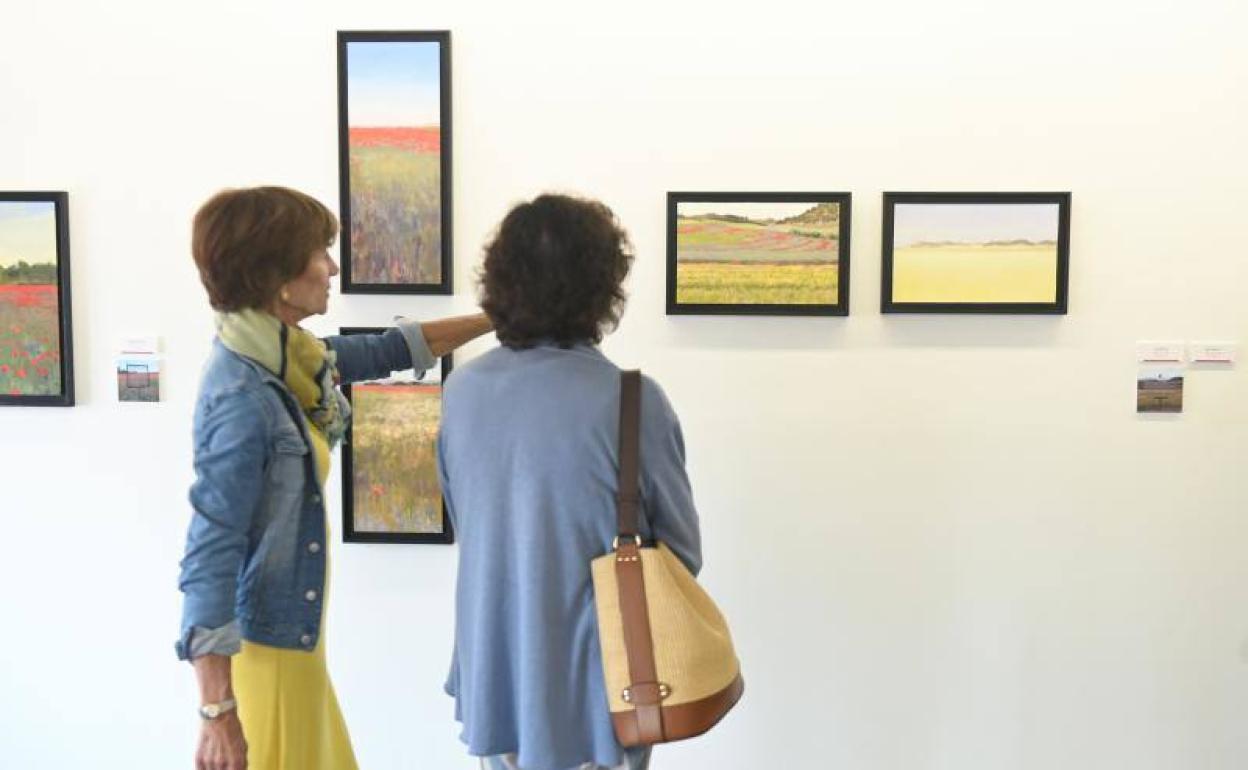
(479, 194, 633, 349)
(191, 186, 338, 311)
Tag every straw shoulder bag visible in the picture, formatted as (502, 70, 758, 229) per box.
(590, 370, 743, 746)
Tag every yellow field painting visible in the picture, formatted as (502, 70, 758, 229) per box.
(891, 243, 1058, 303)
(676, 263, 838, 305)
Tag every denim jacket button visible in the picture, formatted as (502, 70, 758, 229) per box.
(300, 634, 313, 646)
(305, 590, 318, 602)
(311, 493, 322, 505)
(308, 541, 321, 554)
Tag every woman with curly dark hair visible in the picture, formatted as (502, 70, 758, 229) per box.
(437, 194, 703, 770)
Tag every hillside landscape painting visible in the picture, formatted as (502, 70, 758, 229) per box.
(670, 194, 851, 314)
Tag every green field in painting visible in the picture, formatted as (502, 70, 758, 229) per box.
(0, 284, 61, 397)
(351, 384, 443, 533)
(348, 144, 442, 285)
(891, 243, 1058, 303)
(676, 217, 838, 304)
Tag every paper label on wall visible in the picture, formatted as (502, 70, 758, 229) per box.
(120, 336, 161, 355)
(1136, 341, 1184, 363)
(1188, 341, 1237, 364)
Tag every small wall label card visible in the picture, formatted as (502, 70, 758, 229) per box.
(1136, 341, 1185, 364)
(1188, 341, 1237, 364)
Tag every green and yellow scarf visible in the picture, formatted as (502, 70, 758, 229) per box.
(216, 309, 350, 448)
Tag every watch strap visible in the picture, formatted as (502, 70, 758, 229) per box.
(199, 698, 238, 720)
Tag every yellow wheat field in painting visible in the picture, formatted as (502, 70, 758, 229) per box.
(892, 243, 1058, 303)
(676, 263, 838, 305)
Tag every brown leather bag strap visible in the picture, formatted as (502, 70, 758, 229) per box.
(614, 370, 666, 743)
(616, 369, 642, 538)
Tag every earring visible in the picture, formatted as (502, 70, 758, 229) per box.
(280, 288, 291, 302)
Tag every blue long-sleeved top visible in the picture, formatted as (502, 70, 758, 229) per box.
(437, 341, 702, 770)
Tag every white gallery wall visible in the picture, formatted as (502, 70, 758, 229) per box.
(2, 0, 1246, 767)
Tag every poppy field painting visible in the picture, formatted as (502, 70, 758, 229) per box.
(0, 192, 73, 406)
(337, 31, 452, 294)
(339, 326, 452, 544)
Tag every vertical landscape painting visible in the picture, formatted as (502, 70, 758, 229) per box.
(667, 192, 851, 315)
(882, 192, 1070, 314)
(338, 31, 451, 294)
(340, 327, 452, 544)
(0, 192, 73, 406)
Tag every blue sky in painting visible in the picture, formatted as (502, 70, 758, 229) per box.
(347, 40, 441, 127)
(893, 203, 1060, 247)
(0, 201, 56, 267)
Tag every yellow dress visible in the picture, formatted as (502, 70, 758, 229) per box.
(233, 424, 359, 770)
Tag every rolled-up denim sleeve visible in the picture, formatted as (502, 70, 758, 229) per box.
(175, 389, 270, 661)
(186, 621, 243, 658)
(325, 318, 435, 384)
(639, 377, 703, 576)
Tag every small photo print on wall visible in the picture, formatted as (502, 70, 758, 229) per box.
(667, 192, 851, 316)
(1137, 366, 1184, 413)
(116, 355, 160, 402)
(881, 192, 1070, 314)
(339, 327, 453, 544)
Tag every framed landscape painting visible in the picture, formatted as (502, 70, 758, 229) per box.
(881, 192, 1071, 314)
(339, 327, 453, 544)
(337, 31, 452, 294)
(667, 192, 851, 315)
(0, 192, 73, 406)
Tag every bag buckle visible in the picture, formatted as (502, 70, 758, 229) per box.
(612, 534, 642, 550)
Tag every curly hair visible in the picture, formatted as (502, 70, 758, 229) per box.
(479, 194, 634, 349)
(191, 186, 338, 312)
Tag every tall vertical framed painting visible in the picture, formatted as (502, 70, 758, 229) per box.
(337, 31, 452, 294)
(881, 192, 1071, 314)
(667, 192, 851, 316)
(0, 192, 73, 406)
(339, 327, 453, 544)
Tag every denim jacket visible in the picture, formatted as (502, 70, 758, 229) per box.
(174, 321, 434, 660)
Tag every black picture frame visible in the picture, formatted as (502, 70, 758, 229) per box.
(337, 31, 453, 295)
(666, 191, 852, 316)
(0, 191, 74, 407)
(339, 327, 453, 544)
(881, 192, 1071, 314)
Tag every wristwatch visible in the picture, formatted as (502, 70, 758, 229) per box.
(199, 698, 238, 720)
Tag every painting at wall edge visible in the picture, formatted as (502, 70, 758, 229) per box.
(0, 191, 74, 407)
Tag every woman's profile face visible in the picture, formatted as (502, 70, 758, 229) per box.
(280, 248, 339, 320)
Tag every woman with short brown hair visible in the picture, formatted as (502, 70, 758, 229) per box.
(177, 186, 490, 770)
